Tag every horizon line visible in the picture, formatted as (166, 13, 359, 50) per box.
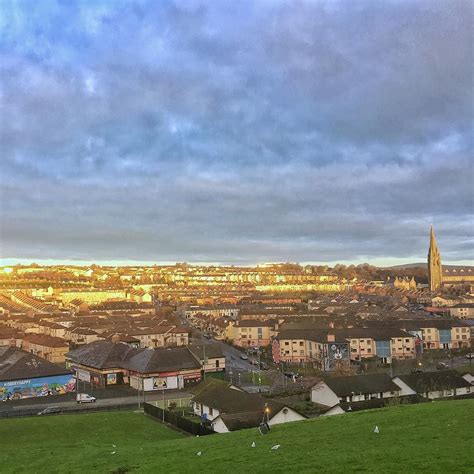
(2, 257, 474, 268)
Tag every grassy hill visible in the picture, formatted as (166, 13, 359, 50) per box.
(0, 400, 473, 473)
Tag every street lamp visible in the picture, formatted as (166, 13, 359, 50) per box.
(162, 388, 165, 422)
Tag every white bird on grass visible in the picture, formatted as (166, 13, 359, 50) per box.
(110, 452, 116, 455)
(271, 445, 280, 450)
(374, 426, 379, 434)
(197, 451, 202, 456)
(251, 442, 256, 448)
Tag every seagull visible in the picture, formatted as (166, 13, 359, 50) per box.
(197, 451, 202, 456)
(112, 444, 117, 448)
(251, 442, 256, 448)
(374, 426, 379, 434)
(271, 445, 280, 450)
(110, 452, 116, 455)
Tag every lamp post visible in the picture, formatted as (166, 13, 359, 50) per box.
(162, 388, 165, 422)
(203, 341, 207, 381)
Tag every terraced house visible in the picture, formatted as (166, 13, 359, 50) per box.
(274, 329, 350, 371)
(22, 334, 69, 363)
(275, 327, 417, 368)
(364, 319, 471, 351)
(225, 320, 276, 347)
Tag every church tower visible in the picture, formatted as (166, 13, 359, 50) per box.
(428, 226, 442, 292)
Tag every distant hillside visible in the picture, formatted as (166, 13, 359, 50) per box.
(385, 263, 426, 269)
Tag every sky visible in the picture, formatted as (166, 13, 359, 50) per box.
(1, 0, 473, 266)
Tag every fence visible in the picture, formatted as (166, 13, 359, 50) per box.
(151, 396, 192, 410)
(0, 402, 138, 419)
(144, 403, 215, 436)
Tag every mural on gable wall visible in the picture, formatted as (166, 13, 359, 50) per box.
(0, 375, 75, 401)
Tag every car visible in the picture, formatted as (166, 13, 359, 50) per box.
(203, 334, 212, 339)
(239, 354, 249, 360)
(411, 368, 424, 374)
(284, 371, 299, 379)
(249, 358, 259, 366)
(437, 362, 449, 370)
(465, 354, 474, 360)
(37, 407, 62, 416)
(76, 393, 96, 403)
(259, 362, 269, 370)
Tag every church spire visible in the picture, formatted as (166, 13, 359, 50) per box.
(428, 226, 442, 292)
(429, 225, 437, 248)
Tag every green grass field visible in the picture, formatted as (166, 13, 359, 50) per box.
(1, 400, 473, 473)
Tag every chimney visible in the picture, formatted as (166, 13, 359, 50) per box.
(111, 333, 121, 344)
(327, 333, 335, 342)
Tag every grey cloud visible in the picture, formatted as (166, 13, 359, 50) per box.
(0, 0, 473, 264)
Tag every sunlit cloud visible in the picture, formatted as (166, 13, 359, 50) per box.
(0, 0, 472, 264)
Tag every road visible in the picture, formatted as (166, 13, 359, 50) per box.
(0, 389, 191, 417)
(190, 329, 289, 391)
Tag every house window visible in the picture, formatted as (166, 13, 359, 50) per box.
(367, 348, 371, 353)
(299, 341, 304, 346)
(285, 342, 289, 346)
(215, 360, 220, 368)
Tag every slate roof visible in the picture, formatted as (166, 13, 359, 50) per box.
(235, 320, 276, 328)
(277, 329, 347, 343)
(124, 347, 201, 373)
(321, 373, 400, 397)
(22, 334, 68, 348)
(216, 411, 268, 431)
(193, 384, 284, 415)
(188, 342, 225, 360)
(66, 340, 136, 369)
(67, 341, 201, 374)
(188, 378, 239, 396)
(335, 328, 413, 341)
(339, 394, 425, 412)
(396, 370, 472, 392)
(0, 346, 71, 382)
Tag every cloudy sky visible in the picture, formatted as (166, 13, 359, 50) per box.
(1, 0, 473, 266)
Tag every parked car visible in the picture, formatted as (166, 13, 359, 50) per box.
(76, 393, 96, 404)
(259, 362, 269, 370)
(437, 362, 449, 370)
(37, 407, 62, 416)
(249, 358, 259, 366)
(465, 354, 474, 360)
(239, 354, 249, 360)
(411, 368, 424, 374)
(203, 333, 212, 339)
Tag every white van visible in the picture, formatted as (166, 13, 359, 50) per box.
(76, 393, 96, 404)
